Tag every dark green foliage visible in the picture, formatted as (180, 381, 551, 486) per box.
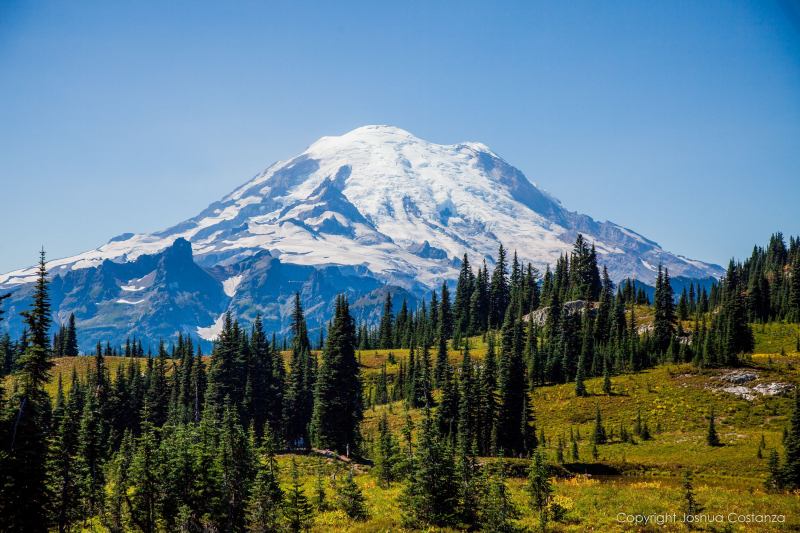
(527, 451, 552, 531)
(682, 471, 702, 516)
(782, 390, 800, 489)
(334, 469, 368, 521)
(310, 295, 363, 454)
(378, 291, 394, 349)
(707, 410, 721, 447)
(592, 407, 607, 445)
(247, 429, 284, 532)
(401, 408, 459, 528)
(496, 308, 531, 456)
(283, 458, 314, 533)
(0, 250, 53, 533)
(285, 294, 315, 448)
(479, 462, 519, 533)
(489, 244, 510, 327)
(373, 412, 399, 487)
(653, 265, 675, 354)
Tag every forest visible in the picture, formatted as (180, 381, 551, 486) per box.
(1, 233, 799, 532)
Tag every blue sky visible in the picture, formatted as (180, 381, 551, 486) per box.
(1, 0, 798, 273)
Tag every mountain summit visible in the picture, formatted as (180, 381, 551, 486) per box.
(0, 125, 722, 349)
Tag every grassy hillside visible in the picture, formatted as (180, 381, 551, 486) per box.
(11, 326, 800, 532)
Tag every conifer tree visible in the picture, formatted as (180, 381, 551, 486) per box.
(378, 291, 394, 349)
(1, 249, 53, 533)
(592, 407, 607, 444)
(574, 354, 587, 397)
(707, 409, 721, 447)
(782, 390, 800, 489)
(334, 469, 368, 521)
(216, 399, 254, 531)
(47, 380, 83, 532)
(400, 408, 458, 528)
(374, 412, 399, 488)
(602, 356, 612, 395)
(282, 458, 314, 533)
(246, 427, 283, 533)
(490, 244, 510, 327)
(479, 462, 519, 533)
(527, 451, 552, 532)
(310, 295, 363, 455)
(765, 448, 782, 492)
(63, 313, 78, 356)
(682, 471, 702, 516)
(496, 307, 529, 456)
(285, 295, 314, 448)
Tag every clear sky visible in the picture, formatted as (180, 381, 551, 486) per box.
(1, 0, 799, 273)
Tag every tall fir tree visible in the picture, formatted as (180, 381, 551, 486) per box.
(310, 295, 363, 455)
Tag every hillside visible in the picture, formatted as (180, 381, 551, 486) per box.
(16, 327, 799, 532)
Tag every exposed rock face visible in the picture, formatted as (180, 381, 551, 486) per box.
(711, 370, 794, 401)
(523, 300, 595, 327)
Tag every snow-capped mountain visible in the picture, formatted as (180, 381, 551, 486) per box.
(0, 125, 722, 350)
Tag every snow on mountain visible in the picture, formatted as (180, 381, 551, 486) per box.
(0, 125, 723, 350)
(0, 125, 723, 290)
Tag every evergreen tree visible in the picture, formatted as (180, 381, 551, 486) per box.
(282, 458, 314, 532)
(310, 295, 363, 455)
(782, 390, 800, 489)
(490, 244, 510, 327)
(592, 407, 607, 444)
(496, 308, 530, 456)
(374, 412, 399, 488)
(378, 291, 394, 349)
(526, 451, 552, 532)
(334, 469, 368, 521)
(653, 265, 675, 354)
(1, 250, 53, 533)
(682, 471, 702, 516)
(285, 295, 314, 448)
(400, 408, 458, 528)
(479, 462, 519, 533)
(707, 409, 721, 447)
(63, 313, 78, 356)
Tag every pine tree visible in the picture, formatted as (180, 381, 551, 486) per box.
(334, 469, 368, 520)
(479, 462, 519, 533)
(128, 422, 160, 533)
(400, 408, 458, 528)
(216, 400, 254, 531)
(246, 428, 284, 533)
(313, 459, 328, 511)
(378, 291, 394, 349)
(574, 356, 587, 397)
(592, 407, 607, 444)
(1, 249, 53, 533)
(527, 451, 552, 532)
(374, 412, 399, 488)
(653, 265, 675, 354)
(765, 449, 782, 492)
(782, 390, 800, 489)
(310, 295, 363, 455)
(496, 308, 529, 456)
(282, 458, 314, 532)
(706, 409, 721, 446)
(490, 244, 510, 327)
(285, 294, 314, 448)
(47, 380, 83, 532)
(682, 471, 702, 516)
(602, 357, 612, 395)
(63, 313, 78, 356)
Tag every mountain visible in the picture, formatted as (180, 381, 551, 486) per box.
(0, 125, 722, 351)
